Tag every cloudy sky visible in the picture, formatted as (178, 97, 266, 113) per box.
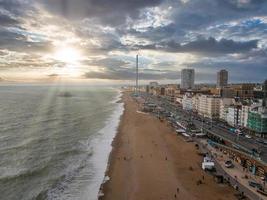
(0, 0, 266, 84)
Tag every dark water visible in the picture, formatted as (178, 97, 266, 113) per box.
(0, 85, 122, 200)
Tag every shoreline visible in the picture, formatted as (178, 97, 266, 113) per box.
(99, 92, 238, 200)
(97, 91, 125, 199)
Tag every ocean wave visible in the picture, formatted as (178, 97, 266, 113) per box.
(0, 146, 93, 182)
(0, 162, 50, 182)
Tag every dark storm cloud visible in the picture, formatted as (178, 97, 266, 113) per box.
(121, 0, 267, 44)
(0, 13, 19, 26)
(169, 0, 267, 31)
(0, 28, 53, 52)
(187, 59, 267, 83)
(0, 0, 34, 17)
(134, 37, 258, 54)
(87, 58, 130, 69)
(84, 70, 179, 80)
(40, 0, 164, 26)
(83, 58, 179, 80)
(120, 23, 186, 42)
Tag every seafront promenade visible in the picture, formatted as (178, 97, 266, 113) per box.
(199, 139, 267, 200)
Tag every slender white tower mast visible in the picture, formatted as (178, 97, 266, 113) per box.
(135, 54, 139, 96)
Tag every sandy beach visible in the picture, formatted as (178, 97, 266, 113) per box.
(100, 92, 237, 200)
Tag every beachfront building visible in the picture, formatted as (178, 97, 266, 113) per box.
(152, 87, 161, 96)
(220, 87, 235, 98)
(226, 105, 242, 127)
(160, 87, 165, 96)
(247, 106, 267, 137)
(181, 68, 195, 90)
(220, 84, 255, 99)
(192, 95, 199, 111)
(219, 98, 234, 121)
(197, 95, 220, 119)
(217, 69, 228, 88)
(176, 96, 183, 104)
(232, 84, 255, 99)
(240, 105, 250, 128)
(182, 93, 193, 110)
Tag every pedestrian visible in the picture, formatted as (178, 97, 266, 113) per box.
(174, 194, 177, 198)
(177, 187, 179, 193)
(202, 175, 204, 180)
(165, 156, 168, 160)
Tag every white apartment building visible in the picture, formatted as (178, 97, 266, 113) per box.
(192, 95, 199, 111)
(219, 98, 234, 121)
(226, 106, 242, 127)
(181, 69, 195, 89)
(182, 93, 193, 110)
(240, 105, 250, 128)
(197, 95, 221, 119)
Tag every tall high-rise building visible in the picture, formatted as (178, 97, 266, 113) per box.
(217, 69, 228, 88)
(181, 69, 195, 89)
(263, 80, 267, 107)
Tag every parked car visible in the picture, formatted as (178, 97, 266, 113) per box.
(256, 138, 264, 144)
(224, 160, 234, 168)
(248, 181, 263, 190)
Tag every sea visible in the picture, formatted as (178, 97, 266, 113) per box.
(0, 84, 124, 200)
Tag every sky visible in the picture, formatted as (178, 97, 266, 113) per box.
(0, 0, 266, 84)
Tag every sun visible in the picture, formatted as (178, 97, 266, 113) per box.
(54, 46, 81, 64)
(52, 45, 83, 77)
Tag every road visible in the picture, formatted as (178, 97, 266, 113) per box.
(139, 93, 267, 163)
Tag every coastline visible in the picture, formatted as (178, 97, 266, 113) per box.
(99, 92, 238, 200)
(96, 90, 125, 199)
(88, 89, 124, 200)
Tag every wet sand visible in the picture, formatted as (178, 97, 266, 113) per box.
(100, 93, 237, 200)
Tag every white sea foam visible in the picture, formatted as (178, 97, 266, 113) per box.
(84, 89, 124, 200)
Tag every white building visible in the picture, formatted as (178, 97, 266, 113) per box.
(197, 95, 221, 119)
(192, 95, 199, 111)
(226, 106, 242, 127)
(182, 93, 193, 110)
(240, 105, 250, 128)
(219, 98, 234, 121)
(181, 69, 195, 89)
